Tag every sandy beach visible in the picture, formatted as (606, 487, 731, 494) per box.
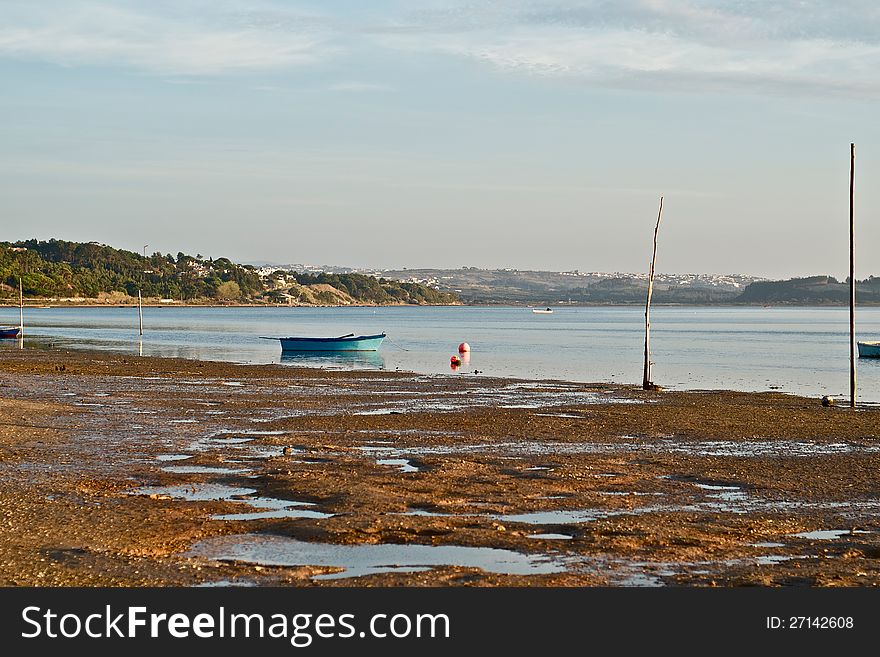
(1, 346, 879, 587)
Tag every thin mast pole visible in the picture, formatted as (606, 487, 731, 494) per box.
(849, 143, 856, 408)
(643, 196, 663, 390)
(19, 277, 23, 337)
(138, 289, 144, 337)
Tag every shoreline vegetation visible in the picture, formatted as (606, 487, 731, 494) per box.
(1, 239, 459, 307)
(3, 239, 879, 308)
(0, 345, 878, 587)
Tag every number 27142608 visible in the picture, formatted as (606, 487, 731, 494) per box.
(766, 617, 853, 629)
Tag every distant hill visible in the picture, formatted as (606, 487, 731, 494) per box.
(734, 276, 880, 305)
(378, 267, 761, 305)
(0, 240, 459, 306)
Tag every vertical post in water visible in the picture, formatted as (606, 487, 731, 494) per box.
(138, 289, 144, 337)
(849, 143, 856, 408)
(18, 277, 23, 338)
(643, 196, 663, 390)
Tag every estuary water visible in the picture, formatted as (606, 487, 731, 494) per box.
(2, 305, 879, 402)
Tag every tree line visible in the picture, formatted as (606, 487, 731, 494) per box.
(0, 239, 459, 305)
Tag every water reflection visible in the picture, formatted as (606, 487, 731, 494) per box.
(280, 351, 385, 371)
(7, 305, 880, 401)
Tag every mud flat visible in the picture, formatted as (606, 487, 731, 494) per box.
(1, 347, 879, 587)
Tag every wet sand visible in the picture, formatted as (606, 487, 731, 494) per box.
(1, 346, 879, 587)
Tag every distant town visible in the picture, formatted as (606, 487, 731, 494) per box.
(3, 239, 877, 307)
(253, 263, 764, 305)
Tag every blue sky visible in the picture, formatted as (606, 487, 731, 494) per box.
(1, 0, 878, 277)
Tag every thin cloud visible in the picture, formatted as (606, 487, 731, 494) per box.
(2, 1, 879, 98)
(370, 1, 880, 97)
(0, 1, 336, 75)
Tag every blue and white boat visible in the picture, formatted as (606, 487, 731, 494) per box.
(265, 332, 386, 352)
(858, 341, 880, 358)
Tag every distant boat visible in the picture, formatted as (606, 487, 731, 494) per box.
(858, 341, 880, 358)
(532, 308, 554, 314)
(0, 327, 20, 339)
(263, 332, 386, 352)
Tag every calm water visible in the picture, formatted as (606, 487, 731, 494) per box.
(2, 305, 879, 402)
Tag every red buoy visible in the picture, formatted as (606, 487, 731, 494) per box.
(458, 342, 470, 353)
(450, 355, 462, 366)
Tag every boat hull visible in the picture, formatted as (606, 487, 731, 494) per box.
(858, 341, 880, 358)
(278, 333, 385, 352)
(0, 327, 20, 339)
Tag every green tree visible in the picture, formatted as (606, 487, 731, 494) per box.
(215, 280, 241, 300)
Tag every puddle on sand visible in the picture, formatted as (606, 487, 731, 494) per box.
(377, 458, 420, 473)
(161, 465, 251, 475)
(212, 495, 329, 521)
(401, 508, 449, 517)
(527, 533, 573, 540)
(136, 483, 257, 502)
(792, 529, 870, 540)
(194, 580, 256, 588)
(214, 508, 333, 521)
(155, 454, 193, 462)
(500, 510, 601, 525)
(187, 534, 564, 579)
(208, 437, 255, 446)
(694, 483, 748, 504)
(135, 484, 330, 521)
(756, 555, 799, 565)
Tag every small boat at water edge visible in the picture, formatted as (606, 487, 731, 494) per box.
(858, 341, 880, 358)
(0, 327, 20, 339)
(532, 308, 554, 314)
(263, 332, 386, 352)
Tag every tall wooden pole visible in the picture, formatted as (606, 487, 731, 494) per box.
(18, 277, 23, 337)
(138, 289, 144, 337)
(643, 196, 664, 390)
(849, 143, 856, 408)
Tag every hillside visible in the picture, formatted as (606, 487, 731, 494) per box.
(380, 267, 760, 305)
(0, 240, 459, 306)
(734, 276, 880, 305)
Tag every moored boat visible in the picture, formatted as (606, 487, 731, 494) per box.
(858, 341, 880, 358)
(532, 308, 554, 314)
(0, 327, 20, 339)
(265, 332, 386, 352)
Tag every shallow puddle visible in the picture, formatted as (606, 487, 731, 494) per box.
(209, 437, 255, 445)
(136, 483, 257, 502)
(213, 508, 333, 521)
(377, 458, 420, 473)
(187, 534, 565, 579)
(500, 510, 602, 525)
(792, 529, 870, 540)
(135, 483, 330, 521)
(155, 454, 193, 462)
(161, 465, 251, 475)
(527, 533, 573, 540)
(194, 580, 256, 588)
(401, 508, 449, 517)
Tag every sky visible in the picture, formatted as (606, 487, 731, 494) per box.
(1, 0, 879, 278)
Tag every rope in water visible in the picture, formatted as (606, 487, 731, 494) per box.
(383, 334, 410, 351)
